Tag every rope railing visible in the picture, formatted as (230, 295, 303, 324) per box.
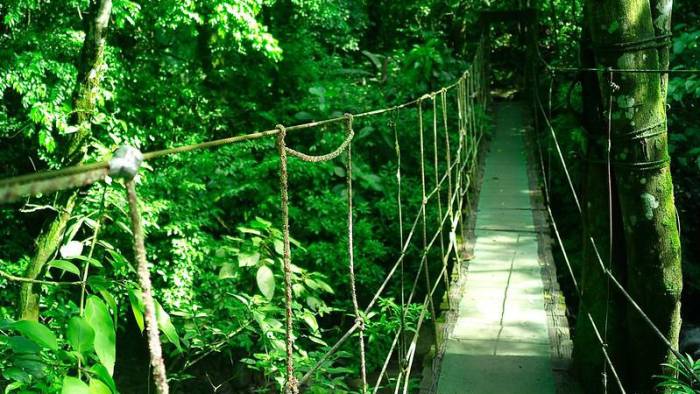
(529, 43, 700, 391)
(300, 37, 489, 391)
(1, 32, 490, 393)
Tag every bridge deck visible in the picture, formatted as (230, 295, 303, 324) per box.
(436, 102, 556, 393)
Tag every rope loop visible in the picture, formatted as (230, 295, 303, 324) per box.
(284, 118, 354, 163)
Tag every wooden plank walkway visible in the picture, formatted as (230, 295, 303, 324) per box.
(436, 102, 557, 393)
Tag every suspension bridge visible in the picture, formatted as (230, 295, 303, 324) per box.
(1, 9, 698, 394)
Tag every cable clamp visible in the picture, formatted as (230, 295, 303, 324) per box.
(109, 146, 143, 181)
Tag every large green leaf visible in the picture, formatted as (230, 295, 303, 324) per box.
(61, 376, 89, 394)
(11, 320, 58, 350)
(127, 287, 145, 332)
(155, 302, 182, 352)
(129, 288, 182, 352)
(218, 262, 236, 280)
(89, 364, 117, 394)
(67, 316, 95, 355)
(88, 378, 112, 394)
(238, 252, 260, 267)
(7, 336, 41, 354)
(85, 297, 116, 375)
(256, 265, 275, 300)
(48, 259, 81, 276)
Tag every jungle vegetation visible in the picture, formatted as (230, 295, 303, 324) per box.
(0, 0, 698, 393)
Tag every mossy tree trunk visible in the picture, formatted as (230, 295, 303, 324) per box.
(18, 0, 113, 320)
(583, 0, 682, 392)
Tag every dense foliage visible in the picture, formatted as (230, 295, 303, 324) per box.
(0, 1, 496, 392)
(1, 0, 698, 392)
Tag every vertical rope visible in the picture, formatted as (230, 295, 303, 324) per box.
(602, 70, 616, 393)
(458, 76, 469, 243)
(418, 98, 439, 351)
(392, 109, 407, 369)
(344, 115, 367, 393)
(276, 124, 299, 394)
(441, 89, 458, 284)
(125, 180, 169, 394)
(432, 97, 450, 307)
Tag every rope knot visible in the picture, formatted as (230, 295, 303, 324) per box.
(344, 112, 354, 125)
(355, 316, 365, 331)
(109, 146, 143, 181)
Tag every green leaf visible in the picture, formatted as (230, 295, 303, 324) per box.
(11, 320, 58, 350)
(218, 262, 236, 280)
(12, 353, 46, 378)
(7, 336, 41, 354)
(88, 364, 117, 394)
(238, 252, 260, 267)
(99, 291, 118, 315)
(306, 296, 322, 312)
(256, 265, 275, 300)
(88, 378, 112, 394)
(2, 367, 30, 384)
(61, 376, 89, 394)
(85, 297, 116, 375)
(3, 381, 24, 393)
(67, 317, 95, 355)
(128, 288, 145, 332)
(302, 312, 318, 332)
(155, 301, 182, 352)
(75, 255, 104, 268)
(273, 239, 285, 255)
(48, 260, 81, 276)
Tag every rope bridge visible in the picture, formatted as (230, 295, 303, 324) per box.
(0, 34, 489, 393)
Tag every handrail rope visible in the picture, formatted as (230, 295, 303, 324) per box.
(533, 69, 700, 384)
(125, 180, 170, 394)
(0, 76, 466, 205)
(534, 43, 700, 75)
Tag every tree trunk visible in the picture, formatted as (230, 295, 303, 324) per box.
(584, 0, 682, 392)
(18, 0, 113, 320)
(573, 22, 628, 394)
